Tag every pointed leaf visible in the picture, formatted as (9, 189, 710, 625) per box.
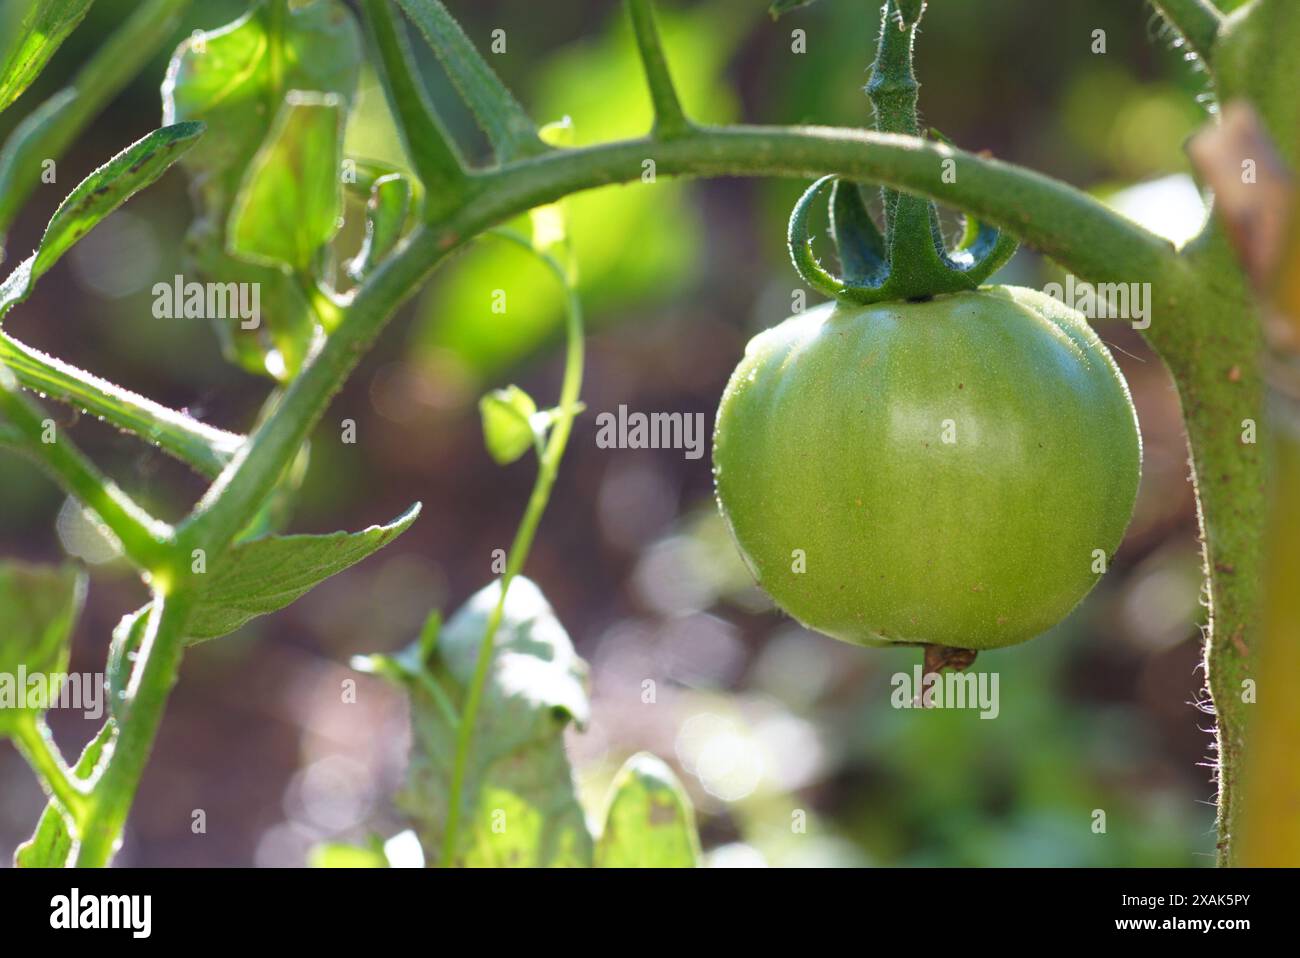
(107, 506, 423, 715)
(0, 560, 85, 736)
(0, 122, 204, 321)
(39, 122, 203, 276)
(0, 0, 95, 115)
(0, 0, 194, 248)
(228, 92, 345, 273)
(380, 577, 593, 867)
(393, 0, 545, 160)
(187, 503, 422, 642)
(596, 752, 701, 868)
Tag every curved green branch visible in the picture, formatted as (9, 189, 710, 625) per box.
(12, 714, 91, 823)
(0, 332, 243, 477)
(179, 122, 1181, 563)
(0, 368, 173, 572)
(479, 126, 1182, 290)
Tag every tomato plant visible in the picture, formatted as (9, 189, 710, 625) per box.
(0, 0, 1293, 869)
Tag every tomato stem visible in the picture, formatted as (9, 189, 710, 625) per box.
(784, 2, 1019, 304)
(919, 645, 979, 709)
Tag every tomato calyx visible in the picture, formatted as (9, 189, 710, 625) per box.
(788, 1, 1018, 304)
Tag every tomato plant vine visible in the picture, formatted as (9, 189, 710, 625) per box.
(0, 0, 1290, 867)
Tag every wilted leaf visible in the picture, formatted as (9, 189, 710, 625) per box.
(0, 0, 94, 115)
(595, 752, 700, 868)
(363, 577, 594, 867)
(0, 560, 85, 735)
(228, 91, 346, 273)
(0, 123, 203, 322)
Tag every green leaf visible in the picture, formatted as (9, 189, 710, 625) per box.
(537, 115, 575, 149)
(393, 0, 545, 161)
(368, 577, 594, 867)
(162, 0, 361, 376)
(188, 502, 422, 642)
(14, 719, 113, 867)
(0, 560, 85, 735)
(359, 0, 465, 216)
(0, 0, 95, 115)
(0, 0, 193, 249)
(189, 233, 316, 381)
(595, 753, 701, 868)
(163, 0, 361, 216)
(309, 838, 389, 868)
(106, 505, 422, 695)
(479, 385, 539, 465)
(0, 88, 78, 243)
(228, 91, 346, 273)
(346, 171, 411, 281)
(0, 122, 204, 322)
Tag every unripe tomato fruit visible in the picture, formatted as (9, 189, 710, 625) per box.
(712, 286, 1141, 650)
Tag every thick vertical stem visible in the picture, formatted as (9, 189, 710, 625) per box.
(1165, 229, 1267, 866)
(865, 2, 921, 138)
(865, 1, 921, 227)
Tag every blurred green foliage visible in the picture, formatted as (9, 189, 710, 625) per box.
(0, 0, 1220, 867)
(413, 3, 742, 380)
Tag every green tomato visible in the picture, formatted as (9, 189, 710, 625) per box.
(712, 286, 1141, 650)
